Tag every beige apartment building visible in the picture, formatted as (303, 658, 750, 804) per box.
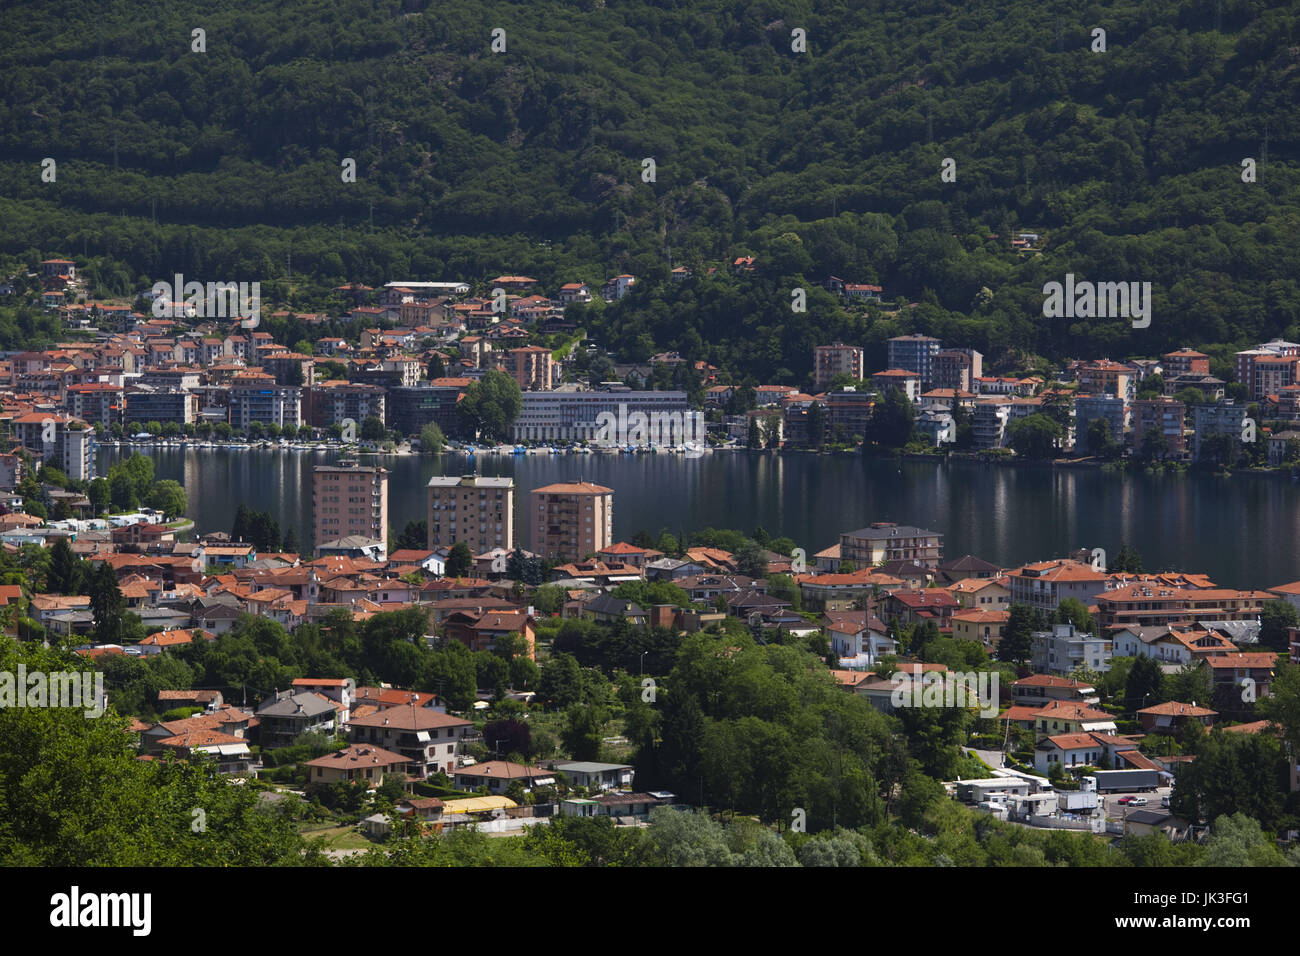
(813, 344, 864, 391)
(839, 522, 944, 569)
(502, 346, 555, 391)
(313, 461, 388, 554)
(427, 474, 515, 552)
(530, 481, 614, 561)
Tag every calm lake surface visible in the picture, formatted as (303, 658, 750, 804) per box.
(96, 446, 1300, 590)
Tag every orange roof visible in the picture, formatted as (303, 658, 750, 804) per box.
(158, 729, 246, 749)
(951, 609, 1009, 623)
(1138, 701, 1217, 717)
(600, 541, 651, 555)
(1205, 652, 1277, 669)
(1032, 701, 1114, 722)
(532, 481, 613, 495)
(1013, 674, 1094, 689)
(1043, 733, 1100, 750)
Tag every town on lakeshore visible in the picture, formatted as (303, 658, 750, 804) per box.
(3, 258, 1299, 871)
(8, 260, 1299, 470)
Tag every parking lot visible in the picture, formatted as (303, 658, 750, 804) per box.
(1100, 786, 1172, 816)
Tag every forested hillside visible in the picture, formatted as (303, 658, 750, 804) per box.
(1, 0, 1298, 378)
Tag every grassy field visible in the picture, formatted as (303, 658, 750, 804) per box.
(297, 824, 377, 851)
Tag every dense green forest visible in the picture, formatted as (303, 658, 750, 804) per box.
(1, 0, 1297, 380)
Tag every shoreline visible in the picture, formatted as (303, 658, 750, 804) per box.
(94, 440, 1298, 480)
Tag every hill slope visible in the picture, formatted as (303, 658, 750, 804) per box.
(1, 0, 1297, 377)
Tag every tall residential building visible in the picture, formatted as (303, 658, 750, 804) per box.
(1162, 349, 1210, 377)
(886, 335, 943, 387)
(1192, 400, 1249, 463)
(305, 382, 386, 429)
(1236, 339, 1300, 400)
(501, 346, 555, 391)
(931, 349, 983, 392)
(229, 373, 301, 430)
(813, 344, 865, 391)
(313, 461, 388, 555)
(1076, 360, 1135, 401)
(1131, 398, 1186, 459)
(427, 474, 515, 552)
(1073, 394, 1128, 450)
(824, 388, 872, 441)
(972, 397, 1012, 449)
(1252, 355, 1300, 401)
(12, 413, 95, 481)
(530, 481, 614, 561)
(390, 381, 470, 435)
(125, 388, 198, 425)
(871, 369, 922, 403)
(65, 383, 124, 427)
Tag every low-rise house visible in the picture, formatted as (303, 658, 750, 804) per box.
(453, 760, 556, 795)
(292, 678, 356, 722)
(1112, 623, 1238, 664)
(387, 549, 445, 575)
(1137, 701, 1217, 734)
(396, 796, 445, 827)
(675, 574, 763, 603)
(1034, 733, 1106, 775)
(645, 558, 708, 581)
(825, 614, 895, 668)
(1026, 700, 1118, 739)
(156, 729, 254, 774)
(725, 590, 793, 622)
(156, 689, 223, 713)
(581, 594, 648, 626)
(1204, 652, 1278, 712)
(883, 589, 961, 629)
(441, 607, 536, 657)
(596, 542, 662, 569)
(352, 686, 447, 714)
(544, 760, 634, 791)
(137, 627, 215, 655)
(951, 608, 1009, 649)
(1031, 623, 1111, 674)
(347, 706, 474, 778)
(1012, 674, 1099, 707)
(304, 744, 410, 788)
(561, 792, 674, 821)
(29, 594, 92, 624)
(936, 554, 1002, 583)
(794, 570, 901, 610)
(255, 691, 340, 748)
(142, 707, 257, 752)
(946, 575, 1011, 609)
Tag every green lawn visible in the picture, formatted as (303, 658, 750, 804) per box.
(297, 824, 377, 850)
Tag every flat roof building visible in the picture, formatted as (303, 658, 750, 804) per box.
(313, 461, 388, 556)
(427, 474, 515, 552)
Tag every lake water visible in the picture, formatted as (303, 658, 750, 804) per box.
(96, 446, 1300, 589)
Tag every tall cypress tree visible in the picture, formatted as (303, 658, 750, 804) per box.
(89, 561, 126, 645)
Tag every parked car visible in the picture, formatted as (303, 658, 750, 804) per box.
(1160, 795, 1170, 807)
(1117, 795, 1136, 804)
